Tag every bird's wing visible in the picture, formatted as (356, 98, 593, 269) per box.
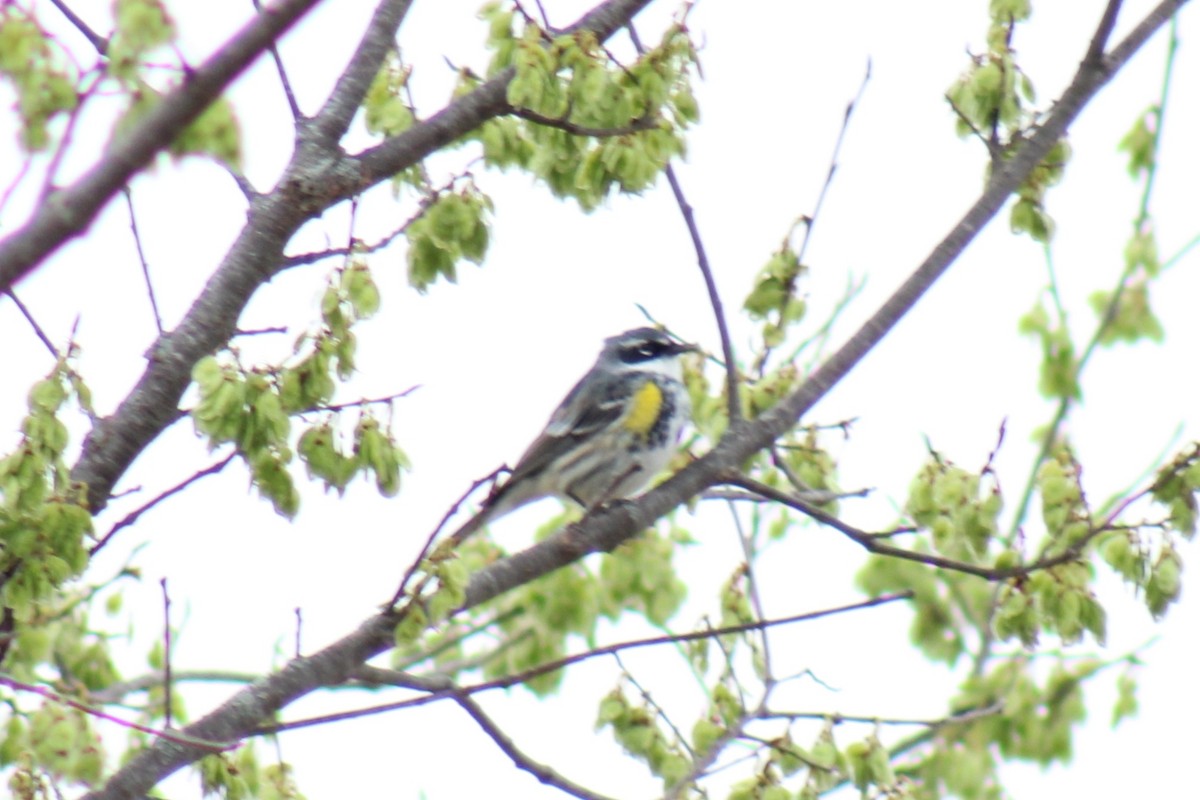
(503, 372, 633, 488)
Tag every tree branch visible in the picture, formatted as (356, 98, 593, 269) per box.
(257, 593, 911, 736)
(453, 691, 618, 800)
(48, 0, 109, 54)
(725, 472, 1110, 582)
(508, 106, 662, 137)
(664, 164, 741, 422)
(453, 0, 1187, 620)
(251, 0, 303, 121)
(0, 0, 325, 293)
(308, 0, 414, 144)
(67, 0, 654, 514)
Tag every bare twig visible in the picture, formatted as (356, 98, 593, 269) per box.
(252, 0, 303, 120)
(628, 20, 739, 422)
(724, 472, 1113, 582)
(613, 652, 696, 759)
(0, 673, 231, 751)
(728, 501, 774, 685)
(124, 188, 165, 334)
(390, 467, 507, 606)
(40, 71, 105, 202)
(282, 170, 477, 268)
(454, 691, 618, 800)
(233, 325, 289, 337)
(90, 452, 238, 556)
(159, 579, 174, 729)
(758, 61, 871, 376)
(0, 153, 32, 225)
(761, 701, 1005, 728)
(665, 696, 768, 800)
(48, 0, 109, 53)
(257, 593, 911, 735)
(664, 164, 741, 423)
(532, 0, 555, 30)
(308, 386, 421, 415)
(393, 606, 523, 672)
(509, 106, 662, 137)
(5, 289, 60, 358)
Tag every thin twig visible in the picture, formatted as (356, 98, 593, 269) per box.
(0, 155, 32, 220)
(0, 673, 231, 751)
(724, 472, 1112, 582)
(393, 606, 523, 672)
(233, 325, 289, 337)
(40, 71, 104, 202)
(256, 593, 911, 735)
(758, 62, 871, 376)
(5, 289, 60, 358)
(665, 697, 768, 800)
(532, 0, 555, 30)
(160, 579, 174, 729)
(762, 702, 1005, 728)
(123, 187, 165, 334)
(626, 22, 740, 422)
(308, 386, 421, 415)
(422, 628, 536, 679)
(728, 501, 774, 686)
(252, 0, 303, 120)
(281, 171, 477, 268)
(1010, 6, 1175, 538)
(48, 0, 109, 53)
(230, 169, 260, 201)
(453, 691, 618, 800)
(294, 607, 303, 658)
(664, 164, 741, 423)
(90, 452, 238, 556)
(509, 107, 661, 137)
(613, 652, 695, 759)
(391, 467, 506, 606)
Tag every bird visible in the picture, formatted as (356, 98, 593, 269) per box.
(451, 326, 697, 544)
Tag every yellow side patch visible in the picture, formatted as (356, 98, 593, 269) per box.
(624, 380, 663, 436)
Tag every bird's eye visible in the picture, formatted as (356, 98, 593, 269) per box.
(637, 341, 664, 358)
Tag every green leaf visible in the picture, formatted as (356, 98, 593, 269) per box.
(1118, 107, 1158, 177)
(1112, 672, 1139, 727)
(170, 96, 242, 168)
(691, 718, 723, 757)
(108, 0, 176, 81)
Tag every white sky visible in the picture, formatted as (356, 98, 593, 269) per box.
(1, 0, 1198, 798)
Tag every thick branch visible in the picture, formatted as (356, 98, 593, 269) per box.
(68, 0, 653, 512)
(309, 0, 414, 143)
(0, 0, 325, 293)
(459, 0, 1187, 619)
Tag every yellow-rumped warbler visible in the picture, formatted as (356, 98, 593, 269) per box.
(454, 326, 696, 542)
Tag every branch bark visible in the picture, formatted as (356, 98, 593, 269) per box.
(0, 0, 326, 293)
(68, 0, 654, 512)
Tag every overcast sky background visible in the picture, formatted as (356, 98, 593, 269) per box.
(1, 0, 1198, 798)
